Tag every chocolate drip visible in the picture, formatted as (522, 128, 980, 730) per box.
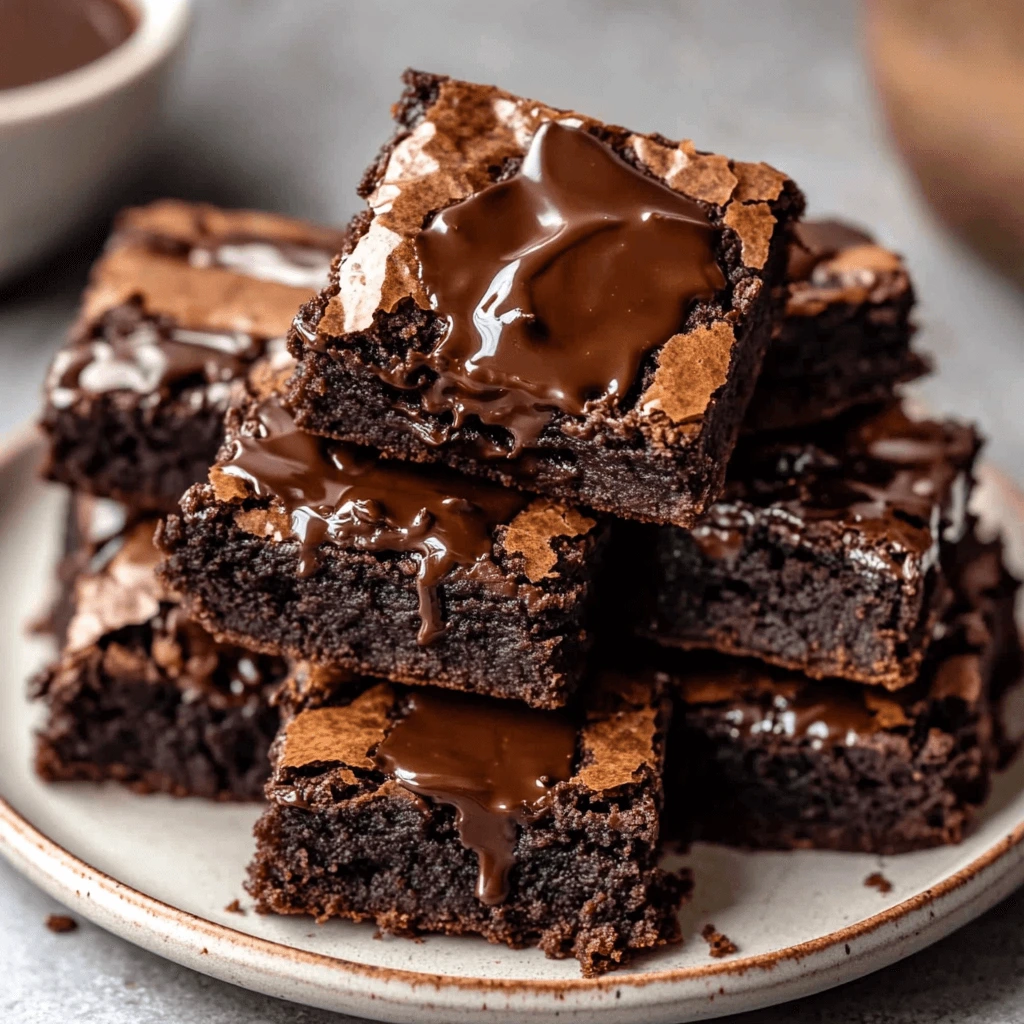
(378, 121, 724, 454)
(0, 0, 136, 91)
(219, 399, 527, 643)
(374, 689, 576, 904)
(49, 309, 263, 404)
(188, 241, 335, 290)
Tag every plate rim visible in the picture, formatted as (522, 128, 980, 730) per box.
(4, 423, 1024, 1019)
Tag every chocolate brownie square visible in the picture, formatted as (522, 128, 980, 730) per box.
(633, 404, 980, 688)
(158, 391, 607, 709)
(40, 200, 348, 510)
(33, 515, 286, 800)
(246, 668, 687, 976)
(664, 529, 1020, 852)
(744, 219, 928, 432)
(286, 69, 805, 527)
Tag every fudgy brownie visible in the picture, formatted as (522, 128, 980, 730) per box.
(40, 200, 347, 510)
(285, 69, 805, 527)
(159, 392, 606, 709)
(246, 668, 687, 976)
(34, 516, 286, 800)
(664, 529, 1021, 852)
(744, 219, 928, 432)
(633, 403, 980, 688)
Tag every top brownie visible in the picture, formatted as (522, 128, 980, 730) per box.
(744, 219, 927, 433)
(41, 201, 348, 509)
(287, 69, 805, 526)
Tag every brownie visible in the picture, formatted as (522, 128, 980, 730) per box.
(158, 391, 607, 709)
(744, 219, 928, 432)
(33, 516, 286, 800)
(40, 200, 348, 510)
(285, 69, 805, 527)
(633, 403, 980, 688)
(246, 668, 688, 976)
(664, 528, 1021, 853)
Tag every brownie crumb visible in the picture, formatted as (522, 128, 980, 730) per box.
(701, 923, 738, 958)
(45, 914, 78, 933)
(224, 899, 244, 914)
(865, 872, 893, 894)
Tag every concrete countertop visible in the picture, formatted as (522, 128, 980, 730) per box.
(4, 2, 1024, 1021)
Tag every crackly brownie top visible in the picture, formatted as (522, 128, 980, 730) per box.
(64, 516, 280, 707)
(785, 219, 910, 318)
(692, 404, 979, 577)
(305, 69, 801, 452)
(272, 670, 662, 904)
(204, 393, 597, 643)
(46, 201, 347, 409)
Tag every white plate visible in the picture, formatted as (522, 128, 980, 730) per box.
(3, 430, 1024, 1024)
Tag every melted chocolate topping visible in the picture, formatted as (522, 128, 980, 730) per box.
(0, 0, 136, 91)
(218, 399, 528, 642)
(727, 685, 881, 745)
(50, 312, 262, 404)
(188, 240, 334, 291)
(695, 405, 975, 574)
(383, 121, 724, 454)
(374, 689, 576, 904)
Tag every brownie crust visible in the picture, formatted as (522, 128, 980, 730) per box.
(159, 394, 607, 709)
(286, 70, 806, 527)
(745, 219, 926, 433)
(40, 201, 347, 510)
(633, 405, 980, 688)
(247, 674, 688, 976)
(33, 629, 281, 801)
(665, 530, 1020, 853)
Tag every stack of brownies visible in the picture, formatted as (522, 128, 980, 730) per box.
(33, 70, 1022, 977)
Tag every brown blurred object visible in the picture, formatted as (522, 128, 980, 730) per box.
(866, 0, 1024, 286)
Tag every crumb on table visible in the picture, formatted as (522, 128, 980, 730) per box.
(45, 913, 78, 933)
(865, 871, 894, 894)
(701, 923, 738, 958)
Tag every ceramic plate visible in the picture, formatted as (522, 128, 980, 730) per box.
(3, 430, 1024, 1024)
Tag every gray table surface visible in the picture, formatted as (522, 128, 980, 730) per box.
(4, 2, 1024, 1021)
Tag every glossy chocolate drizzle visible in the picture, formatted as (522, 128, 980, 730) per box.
(188, 240, 334, 291)
(50, 319, 262, 403)
(218, 399, 527, 643)
(695, 405, 974, 573)
(374, 689, 577, 904)
(382, 121, 725, 454)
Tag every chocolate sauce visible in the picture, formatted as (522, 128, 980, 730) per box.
(188, 241, 335, 291)
(742, 687, 881, 744)
(219, 399, 527, 643)
(384, 121, 725, 454)
(374, 689, 576, 904)
(49, 307, 262, 405)
(0, 0, 136, 91)
(706, 406, 975, 572)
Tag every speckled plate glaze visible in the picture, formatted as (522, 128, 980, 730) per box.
(3, 429, 1024, 1024)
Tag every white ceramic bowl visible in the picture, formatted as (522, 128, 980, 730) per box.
(0, 0, 191, 284)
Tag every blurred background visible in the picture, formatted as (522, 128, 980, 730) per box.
(4, 1, 1024, 1021)
(3, 0, 1024, 476)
